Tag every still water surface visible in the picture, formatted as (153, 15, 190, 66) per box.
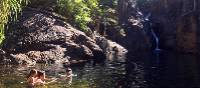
(0, 52, 200, 88)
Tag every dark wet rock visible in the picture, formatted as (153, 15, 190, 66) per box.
(146, 0, 200, 53)
(0, 49, 11, 64)
(96, 36, 127, 62)
(117, 0, 200, 53)
(176, 13, 198, 53)
(117, 0, 152, 54)
(28, 0, 57, 11)
(3, 8, 105, 64)
(141, 0, 200, 53)
(0, 49, 6, 55)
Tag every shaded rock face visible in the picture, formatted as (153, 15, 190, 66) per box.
(117, 0, 152, 54)
(3, 8, 106, 64)
(176, 13, 198, 53)
(96, 36, 128, 62)
(28, 0, 57, 11)
(147, 0, 200, 53)
(117, 0, 200, 53)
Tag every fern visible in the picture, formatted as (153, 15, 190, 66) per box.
(0, 0, 28, 44)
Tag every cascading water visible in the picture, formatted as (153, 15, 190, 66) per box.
(144, 13, 161, 51)
(150, 25, 160, 51)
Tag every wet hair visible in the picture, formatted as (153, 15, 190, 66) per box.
(37, 71, 44, 77)
(27, 69, 37, 78)
(63, 62, 70, 68)
(66, 68, 72, 72)
(37, 70, 45, 80)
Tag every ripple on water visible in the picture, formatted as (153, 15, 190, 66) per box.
(0, 59, 145, 88)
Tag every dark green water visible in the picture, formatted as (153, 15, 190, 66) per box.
(1, 52, 200, 88)
(0, 60, 127, 88)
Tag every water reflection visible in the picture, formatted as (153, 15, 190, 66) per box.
(132, 52, 200, 88)
(0, 60, 127, 88)
(0, 52, 200, 88)
(153, 52, 200, 88)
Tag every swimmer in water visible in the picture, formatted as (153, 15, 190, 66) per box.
(27, 69, 46, 86)
(66, 67, 72, 84)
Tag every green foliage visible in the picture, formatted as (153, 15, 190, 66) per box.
(56, 0, 101, 32)
(0, 0, 28, 44)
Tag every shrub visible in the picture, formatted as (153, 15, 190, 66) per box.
(56, 0, 101, 32)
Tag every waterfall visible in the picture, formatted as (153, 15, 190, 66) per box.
(144, 13, 161, 51)
(150, 25, 160, 51)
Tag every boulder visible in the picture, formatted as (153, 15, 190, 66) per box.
(96, 36, 128, 62)
(3, 8, 105, 64)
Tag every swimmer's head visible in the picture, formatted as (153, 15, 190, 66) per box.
(27, 69, 37, 78)
(66, 68, 72, 72)
(37, 70, 45, 80)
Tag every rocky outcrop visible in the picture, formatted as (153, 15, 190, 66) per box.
(117, 0, 152, 54)
(3, 8, 106, 64)
(96, 36, 128, 62)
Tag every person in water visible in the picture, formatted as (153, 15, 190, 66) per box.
(66, 67, 73, 84)
(27, 69, 46, 86)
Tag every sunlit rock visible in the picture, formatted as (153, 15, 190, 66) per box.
(3, 8, 105, 64)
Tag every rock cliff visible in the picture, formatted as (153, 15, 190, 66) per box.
(2, 8, 126, 64)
